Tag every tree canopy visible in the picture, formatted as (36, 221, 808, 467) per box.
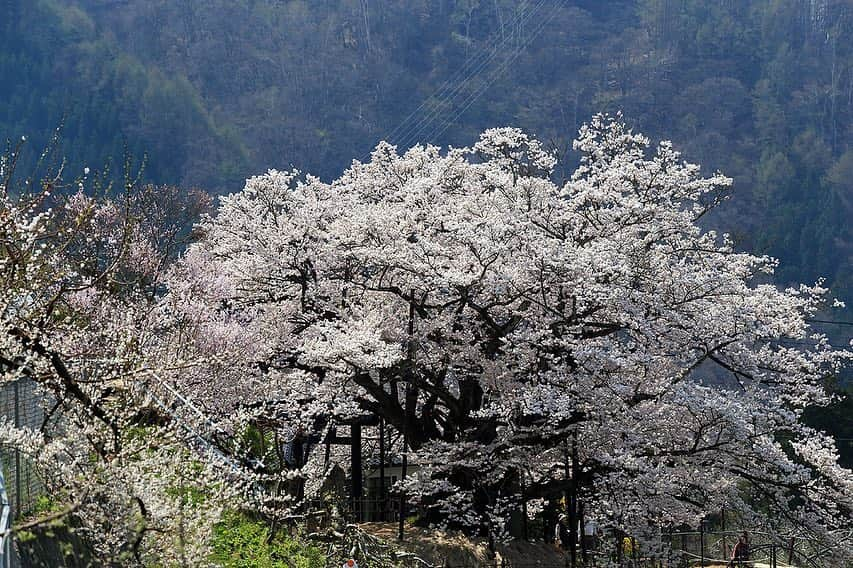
(3, 0, 852, 306)
(164, 116, 852, 557)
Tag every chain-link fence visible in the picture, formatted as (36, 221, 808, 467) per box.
(0, 378, 47, 521)
(0, 378, 96, 567)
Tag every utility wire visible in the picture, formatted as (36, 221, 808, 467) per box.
(378, 0, 536, 150)
(392, 0, 543, 148)
(394, 0, 551, 151)
(424, 0, 565, 145)
(363, 0, 551, 160)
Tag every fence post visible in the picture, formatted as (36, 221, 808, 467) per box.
(12, 381, 20, 520)
(578, 500, 587, 565)
(350, 423, 362, 523)
(616, 530, 623, 567)
(520, 473, 528, 542)
(378, 415, 385, 521)
(699, 521, 705, 568)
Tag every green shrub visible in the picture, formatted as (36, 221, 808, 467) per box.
(210, 511, 325, 568)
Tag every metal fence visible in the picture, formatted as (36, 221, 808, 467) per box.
(0, 378, 46, 522)
(0, 377, 48, 568)
(0, 466, 11, 568)
(662, 529, 826, 568)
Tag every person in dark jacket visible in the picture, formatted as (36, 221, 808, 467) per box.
(729, 532, 750, 567)
(555, 514, 571, 550)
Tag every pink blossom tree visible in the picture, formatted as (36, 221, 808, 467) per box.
(0, 147, 224, 564)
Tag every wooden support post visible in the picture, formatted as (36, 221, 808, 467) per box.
(397, 422, 408, 540)
(616, 529, 623, 567)
(544, 499, 556, 543)
(579, 500, 588, 565)
(398, 291, 416, 541)
(378, 372, 386, 523)
(351, 423, 362, 523)
(699, 520, 705, 568)
(567, 434, 579, 568)
(378, 416, 386, 522)
(324, 426, 333, 469)
(521, 473, 529, 541)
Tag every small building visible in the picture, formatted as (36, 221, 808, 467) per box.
(362, 461, 420, 522)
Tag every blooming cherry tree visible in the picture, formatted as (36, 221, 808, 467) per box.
(171, 115, 852, 560)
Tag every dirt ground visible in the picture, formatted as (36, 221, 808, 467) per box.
(358, 524, 789, 567)
(360, 522, 574, 567)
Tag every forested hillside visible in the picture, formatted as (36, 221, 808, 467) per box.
(2, 0, 852, 303)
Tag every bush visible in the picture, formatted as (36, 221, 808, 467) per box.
(210, 511, 325, 568)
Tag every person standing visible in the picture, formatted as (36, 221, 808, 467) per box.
(729, 532, 749, 567)
(555, 514, 571, 550)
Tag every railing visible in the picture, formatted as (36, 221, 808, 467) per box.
(662, 529, 828, 568)
(1, 465, 12, 568)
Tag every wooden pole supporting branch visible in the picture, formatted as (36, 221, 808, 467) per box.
(398, 291, 416, 541)
(378, 415, 386, 521)
(567, 433, 579, 568)
(351, 423, 362, 522)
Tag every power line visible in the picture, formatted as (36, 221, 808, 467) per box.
(425, 0, 566, 144)
(394, 0, 551, 151)
(379, 0, 537, 150)
(395, 0, 543, 146)
(363, 0, 555, 159)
